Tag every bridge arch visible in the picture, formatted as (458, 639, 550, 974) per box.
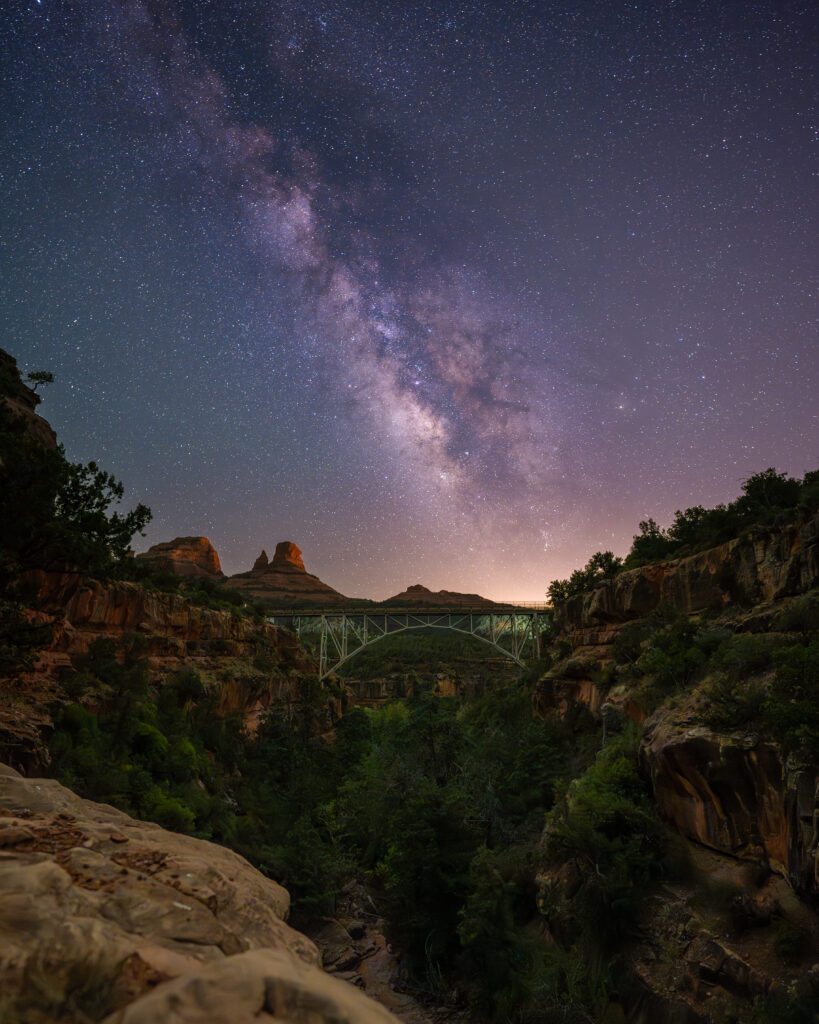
(280, 608, 546, 681)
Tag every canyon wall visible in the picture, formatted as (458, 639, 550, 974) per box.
(2, 571, 328, 770)
(557, 509, 819, 643)
(542, 512, 819, 900)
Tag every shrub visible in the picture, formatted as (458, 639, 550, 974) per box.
(542, 728, 666, 962)
(773, 919, 807, 965)
(764, 641, 819, 759)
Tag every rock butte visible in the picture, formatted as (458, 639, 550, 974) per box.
(136, 536, 224, 579)
(228, 541, 348, 606)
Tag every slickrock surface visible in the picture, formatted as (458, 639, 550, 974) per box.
(0, 763, 400, 1024)
(135, 536, 225, 579)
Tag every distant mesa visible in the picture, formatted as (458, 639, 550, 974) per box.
(385, 583, 497, 607)
(229, 541, 347, 606)
(136, 537, 224, 579)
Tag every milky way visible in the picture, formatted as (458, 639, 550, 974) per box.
(1, 1, 816, 599)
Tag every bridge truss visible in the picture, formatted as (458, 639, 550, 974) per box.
(278, 608, 546, 680)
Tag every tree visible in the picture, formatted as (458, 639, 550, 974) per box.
(25, 370, 54, 393)
(734, 467, 801, 520)
(624, 518, 673, 567)
(588, 550, 623, 580)
(0, 376, 151, 578)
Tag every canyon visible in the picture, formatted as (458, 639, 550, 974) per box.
(2, 347, 819, 1022)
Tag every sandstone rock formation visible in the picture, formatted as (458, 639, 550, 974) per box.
(271, 540, 306, 571)
(385, 583, 497, 607)
(229, 542, 348, 606)
(557, 510, 819, 641)
(0, 570, 319, 770)
(135, 536, 225, 579)
(0, 763, 399, 1024)
(641, 710, 819, 897)
(540, 508, 819, 903)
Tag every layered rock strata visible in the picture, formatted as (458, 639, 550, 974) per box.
(557, 510, 819, 643)
(1, 570, 322, 769)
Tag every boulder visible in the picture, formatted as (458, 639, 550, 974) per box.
(0, 763, 399, 1024)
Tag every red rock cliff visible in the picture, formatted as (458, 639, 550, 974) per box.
(135, 536, 225, 579)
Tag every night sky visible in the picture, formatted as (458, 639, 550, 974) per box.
(2, 1, 816, 600)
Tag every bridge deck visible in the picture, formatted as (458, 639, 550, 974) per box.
(268, 605, 550, 617)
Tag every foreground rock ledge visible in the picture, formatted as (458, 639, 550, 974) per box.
(0, 763, 399, 1024)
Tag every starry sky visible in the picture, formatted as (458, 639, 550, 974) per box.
(1, 1, 816, 600)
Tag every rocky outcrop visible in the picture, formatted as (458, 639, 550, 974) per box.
(0, 571, 319, 768)
(0, 763, 399, 1024)
(229, 542, 348, 606)
(271, 541, 306, 572)
(308, 883, 435, 1023)
(558, 511, 819, 641)
(26, 570, 312, 668)
(0, 348, 58, 451)
(135, 536, 225, 579)
(640, 711, 819, 897)
(385, 583, 496, 607)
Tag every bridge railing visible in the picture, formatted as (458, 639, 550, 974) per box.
(266, 603, 553, 618)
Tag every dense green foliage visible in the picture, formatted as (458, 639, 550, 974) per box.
(538, 728, 669, 1017)
(51, 639, 246, 835)
(48, 636, 600, 1020)
(548, 467, 819, 604)
(597, 601, 819, 760)
(327, 628, 522, 680)
(0, 356, 151, 581)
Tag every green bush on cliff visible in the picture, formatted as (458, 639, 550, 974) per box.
(542, 727, 667, 965)
(764, 640, 819, 760)
(0, 357, 151, 581)
(50, 638, 242, 836)
(548, 466, 819, 604)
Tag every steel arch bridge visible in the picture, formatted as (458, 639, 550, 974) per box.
(270, 607, 547, 680)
